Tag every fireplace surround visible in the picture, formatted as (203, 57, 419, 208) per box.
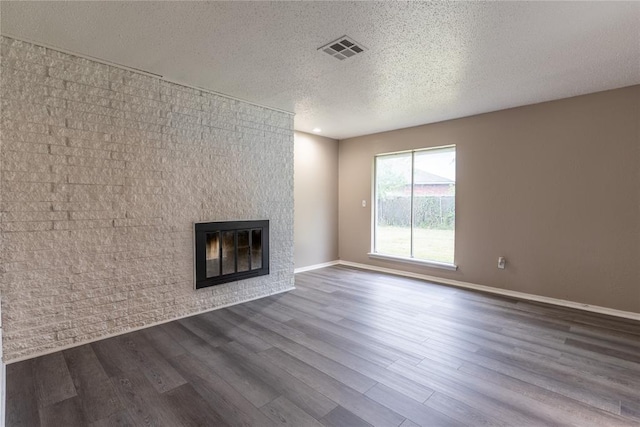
(194, 220, 269, 289)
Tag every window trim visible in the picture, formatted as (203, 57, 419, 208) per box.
(372, 145, 456, 267)
(367, 252, 458, 271)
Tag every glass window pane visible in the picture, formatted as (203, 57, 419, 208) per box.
(205, 232, 220, 277)
(222, 231, 236, 275)
(375, 152, 412, 257)
(413, 147, 455, 263)
(237, 230, 250, 272)
(251, 229, 262, 270)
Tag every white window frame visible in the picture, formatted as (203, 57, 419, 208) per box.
(369, 145, 457, 271)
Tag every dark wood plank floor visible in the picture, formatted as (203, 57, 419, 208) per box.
(7, 265, 640, 426)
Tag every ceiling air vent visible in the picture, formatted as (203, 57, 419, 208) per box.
(319, 36, 367, 60)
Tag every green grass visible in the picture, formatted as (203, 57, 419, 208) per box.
(375, 226, 455, 264)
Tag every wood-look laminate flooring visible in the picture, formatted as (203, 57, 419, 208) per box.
(6, 265, 640, 426)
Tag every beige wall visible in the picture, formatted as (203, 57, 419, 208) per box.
(339, 85, 640, 313)
(294, 132, 339, 269)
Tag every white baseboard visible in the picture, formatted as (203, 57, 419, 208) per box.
(5, 287, 295, 365)
(338, 260, 640, 322)
(8, 259, 639, 364)
(294, 260, 340, 274)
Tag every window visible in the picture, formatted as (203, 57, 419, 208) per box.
(373, 146, 456, 267)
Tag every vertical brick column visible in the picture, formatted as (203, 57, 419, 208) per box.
(0, 36, 295, 362)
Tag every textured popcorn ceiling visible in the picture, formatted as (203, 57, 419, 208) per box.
(1, 1, 639, 139)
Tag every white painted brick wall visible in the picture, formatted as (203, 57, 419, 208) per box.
(0, 36, 295, 362)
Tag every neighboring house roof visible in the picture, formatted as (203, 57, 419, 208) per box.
(413, 170, 454, 185)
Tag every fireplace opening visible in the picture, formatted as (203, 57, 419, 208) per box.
(195, 220, 269, 289)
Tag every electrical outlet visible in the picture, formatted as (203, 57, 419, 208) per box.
(362, 200, 367, 208)
(498, 256, 506, 269)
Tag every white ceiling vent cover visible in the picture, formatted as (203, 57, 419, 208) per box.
(319, 36, 367, 60)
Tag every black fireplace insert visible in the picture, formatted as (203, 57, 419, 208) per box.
(194, 220, 269, 289)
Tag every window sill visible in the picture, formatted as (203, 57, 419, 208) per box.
(367, 253, 458, 271)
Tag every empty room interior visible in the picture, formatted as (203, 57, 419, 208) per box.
(1, 2, 639, 426)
